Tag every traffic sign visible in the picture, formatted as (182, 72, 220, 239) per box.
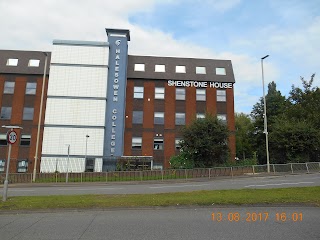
(7, 130, 17, 144)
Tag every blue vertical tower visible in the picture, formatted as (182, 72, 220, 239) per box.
(103, 29, 130, 171)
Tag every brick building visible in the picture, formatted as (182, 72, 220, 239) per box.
(0, 50, 50, 173)
(1, 28, 235, 173)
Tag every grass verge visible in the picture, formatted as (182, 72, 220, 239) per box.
(0, 186, 319, 211)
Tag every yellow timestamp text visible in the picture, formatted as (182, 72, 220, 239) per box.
(211, 212, 303, 222)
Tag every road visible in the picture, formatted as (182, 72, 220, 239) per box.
(0, 206, 319, 240)
(1, 173, 319, 197)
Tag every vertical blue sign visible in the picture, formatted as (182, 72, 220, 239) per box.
(103, 29, 130, 171)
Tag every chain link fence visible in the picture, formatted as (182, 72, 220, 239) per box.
(1, 162, 319, 184)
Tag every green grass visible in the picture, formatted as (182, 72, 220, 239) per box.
(0, 186, 319, 211)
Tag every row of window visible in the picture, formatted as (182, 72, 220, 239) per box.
(132, 137, 182, 150)
(134, 87, 227, 102)
(0, 134, 31, 146)
(0, 107, 34, 120)
(5, 58, 41, 67)
(132, 111, 227, 125)
(0, 159, 28, 173)
(134, 64, 226, 75)
(3, 81, 37, 95)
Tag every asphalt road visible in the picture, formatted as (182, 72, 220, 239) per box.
(0, 206, 319, 240)
(1, 173, 319, 197)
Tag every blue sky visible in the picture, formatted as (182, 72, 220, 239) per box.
(1, 0, 319, 113)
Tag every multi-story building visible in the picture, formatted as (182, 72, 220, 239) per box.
(1, 28, 235, 173)
(0, 50, 50, 173)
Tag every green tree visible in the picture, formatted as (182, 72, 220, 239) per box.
(251, 81, 287, 164)
(270, 117, 320, 163)
(179, 114, 230, 167)
(235, 113, 254, 160)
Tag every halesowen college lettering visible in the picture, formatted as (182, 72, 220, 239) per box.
(110, 42, 121, 155)
(168, 80, 233, 88)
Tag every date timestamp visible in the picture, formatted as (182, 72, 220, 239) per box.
(211, 212, 303, 222)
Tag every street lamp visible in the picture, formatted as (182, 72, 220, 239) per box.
(2, 125, 23, 202)
(261, 55, 270, 173)
(84, 135, 89, 172)
(33, 52, 48, 182)
(66, 144, 70, 183)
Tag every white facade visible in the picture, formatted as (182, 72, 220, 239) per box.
(41, 41, 109, 173)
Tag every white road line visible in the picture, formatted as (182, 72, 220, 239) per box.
(57, 187, 124, 191)
(245, 182, 314, 188)
(9, 189, 36, 192)
(149, 184, 211, 189)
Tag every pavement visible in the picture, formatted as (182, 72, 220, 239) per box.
(0, 206, 319, 240)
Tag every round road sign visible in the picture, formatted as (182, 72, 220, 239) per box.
(7, 130, 17, 144)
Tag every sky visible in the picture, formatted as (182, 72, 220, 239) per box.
(1, 0, 319, 114)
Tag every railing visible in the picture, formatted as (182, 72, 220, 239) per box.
(0, 162, 319, 184)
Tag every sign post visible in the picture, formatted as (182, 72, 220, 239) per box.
(1, 126, 22, 202)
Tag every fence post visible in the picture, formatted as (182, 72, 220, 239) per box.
(252, 165, 255, 175)
(290, 163, 294, 174)
(106, 172, 108, 182)
(306, 163, 309, 173)
(185, 169, 187, 181)
(209, 168, 211, 179)
(140, 171, 143, 181)
(272, 164, 275, 174)
(231, 167, 233, 179)
(161, 170, 164, 181)
(31, 173, 33, 183)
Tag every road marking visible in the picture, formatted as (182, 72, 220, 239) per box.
(9, 189, 35, 192)
(245, 182, 314, 188)
(57, 187, 124, 191)
(149, 184, 211, 189)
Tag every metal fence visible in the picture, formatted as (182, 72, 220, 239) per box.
(1, 162, 319, 184)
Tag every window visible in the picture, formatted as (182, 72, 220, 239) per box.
(155, 64, 165, 72)
(154, 112, 164, 124)
(0, 107, 12, 119)
(134, 86, 144, 99)
(175, 113, 185, 125)
(132, 137, 142, 149)
(20, 134, 31, 146)
(196, 89, 206, 101)
(197, 113, 205, 119)
(6, 58, 18, 66)
(0, 160, 5, 172)
(154, 138, 164, 150)
(28, 59, 40, 67)
(175, 65, 186, 73)
(217, 114, 227, 123)
(4, 81, 15, 94)
(175, 139, 182, 150)
(155, 87, 165, 99)
(0, 134, 7, 146)
(196, 66, 206, 74)
(17, 160, 28, 173)
(176, 88, 185, 100)
(26, 82, 37, 95)
(132, 111, 143, 124)
(23, 107, 34, 120)
(217, 90, 226, 102)
(216, 67, 226, 75)
(134, 63, 145, 71)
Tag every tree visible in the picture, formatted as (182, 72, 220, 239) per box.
(235, 113, 254, 160)
(179, 114, 230, 167)
(251, 81, 287, 164)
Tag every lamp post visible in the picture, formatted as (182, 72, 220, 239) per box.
(261, 55, 270, 173)
(33, 52, 48, 182)
(65, 144, 70, 183)
(84, 135, 89, 172)
(2, 125, 23, 202)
